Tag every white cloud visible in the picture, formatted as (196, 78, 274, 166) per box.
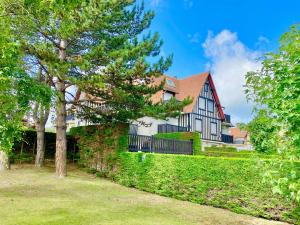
(202, 30, 263, 123)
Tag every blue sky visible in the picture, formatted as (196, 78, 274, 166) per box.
(143, 0, 299, 123)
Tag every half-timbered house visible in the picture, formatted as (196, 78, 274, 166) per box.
(132, 72, 233, 144)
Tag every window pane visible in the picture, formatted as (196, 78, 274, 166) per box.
(163, 92, 174, 101)
(208, 100, 214, 112)
(211, 122, 217, 134)
(195, 119, 202, 132)
(204, 83, 209, 92)
(199, 98, 205, 109)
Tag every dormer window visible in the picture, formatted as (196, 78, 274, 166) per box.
(163, 91, 175, 101)
(166, 79, 176, 87)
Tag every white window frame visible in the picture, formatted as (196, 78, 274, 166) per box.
(211, 122, 217, 135)
(195, 119, 202, 132)
(207, 100, 214, 112)
(199, 97, 206, 110)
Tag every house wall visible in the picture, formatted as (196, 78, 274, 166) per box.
(179, 80, 222, 142)
(132, 116, 178, 136)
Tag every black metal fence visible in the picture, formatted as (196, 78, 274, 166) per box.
(128, 134, 193, 155)
(158, 124, 188, 133)
(221, 134, 234, 143)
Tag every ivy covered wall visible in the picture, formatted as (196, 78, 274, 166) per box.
(69, 123, 128, 176)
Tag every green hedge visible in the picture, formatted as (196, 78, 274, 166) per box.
(154, 132, 201, 155)
(114, 152, 299, 224)
(205, 146, 238, 152)
(70, 123, 128, 176)
(201, 151, 280, 159)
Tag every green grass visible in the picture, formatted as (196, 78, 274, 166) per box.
(0, 164, 290, 225)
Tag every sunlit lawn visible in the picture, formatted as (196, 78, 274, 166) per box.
(0, 164, 289, 225)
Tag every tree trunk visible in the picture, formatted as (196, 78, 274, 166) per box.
(55, 87, 67, 178)
(55, 39, 67, 178)
(35, 124, 45, 167)
(0, 151, 8, 171)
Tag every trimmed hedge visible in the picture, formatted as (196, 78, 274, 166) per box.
(205, 146, 238, 152)
(114, 152, 299, 224)
(201, 151, 280, 159)
(70, 123, 128, 176)
(154, 132, 201, 155)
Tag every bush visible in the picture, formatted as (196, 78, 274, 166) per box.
(70, 123, 128, 176)
(201, 151, 280, 159)
(154, 132, 201, 155)
(114, 152, 298, 224)
(205, 146, 237, 152)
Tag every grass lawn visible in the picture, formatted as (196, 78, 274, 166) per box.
(0, 164, 290, 225)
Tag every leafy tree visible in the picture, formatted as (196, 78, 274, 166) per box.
(247, 110, 278, 154)
(32, 67, 51, 167)
(0, 5, 51, 170)
(3, 0, 190, 177)
(245, 24, 300, 202)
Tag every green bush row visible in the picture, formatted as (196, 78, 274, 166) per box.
(201, 151, 280, 159)
(114, 152, 299, 224)
(204, 146, 238, 152)
(154, 132, 201, 155)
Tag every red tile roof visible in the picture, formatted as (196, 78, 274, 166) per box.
(151, 72, 225, 120)
(230, 127, 248, 138)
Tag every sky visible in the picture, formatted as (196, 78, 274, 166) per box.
(143, 0, 300, 124)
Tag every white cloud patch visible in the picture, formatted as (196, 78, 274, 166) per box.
(202, 30, 263, 123)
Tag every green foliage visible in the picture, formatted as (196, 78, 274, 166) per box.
(114, 153, 299, 223)
(70, 123, 129, 177)
(201, 151, 280, 159)
(245, 24, 300, 202)
(154, 132, 201, 155)
(2, 0, 191, 126)
(0, 6, 52, 156)
(205, 146, 237, 152)
(247, 110, 278, 154)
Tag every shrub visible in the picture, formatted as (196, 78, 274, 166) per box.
(70, 123, 128, 176)
(114, 152, 298, 224)
(154, 132, 201, 155)
(204, 146, 238, 152)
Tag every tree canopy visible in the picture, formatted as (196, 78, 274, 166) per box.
(2, 0, 191, 176)
(245, 24, 300, 202)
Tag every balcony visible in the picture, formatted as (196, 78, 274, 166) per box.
(158, 124, 188, 133)
(221, 134, 233, 143)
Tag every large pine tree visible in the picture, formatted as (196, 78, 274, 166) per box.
(3, 0, 190, 177)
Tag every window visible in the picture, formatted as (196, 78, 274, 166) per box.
(195, 119, 202, 132)
(211, 122, 217, 135)
(166, 79, 176, 87)
(163, 91, 174, 101)
(199, 97, 205, 110)
(204, 83, 209, 92)
(207, 100, 214, 112)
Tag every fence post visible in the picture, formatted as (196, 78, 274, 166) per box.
(150, 135, 154, 153)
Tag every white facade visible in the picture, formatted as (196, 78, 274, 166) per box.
(131, 116, 178, 136)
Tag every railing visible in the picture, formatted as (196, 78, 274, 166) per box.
(221, 134, 233, 143)
(128, 134, 193, 155)
(158, 124, 188, 133)
(224, 114, 231, 123)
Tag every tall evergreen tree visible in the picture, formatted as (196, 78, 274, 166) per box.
(3, 0, 190, 177)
